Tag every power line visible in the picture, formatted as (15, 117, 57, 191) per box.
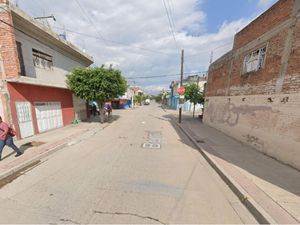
(126, 71, 207, 79)
(162, 0, 179, 50)
(184, 41, 233, 58)
(74, 0, 105, 40)
(166, 0, 176, 36)
(53, 26, 173, 56)
(0, 4, 174, 56)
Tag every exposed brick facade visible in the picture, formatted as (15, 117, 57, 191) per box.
(0, 0, 21, 79)
(233, 0, 294, 50)
(204, 0, 300, 170)
(206, 0, 300, 97)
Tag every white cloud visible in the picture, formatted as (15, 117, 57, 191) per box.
(257, 0, 276, 8)
(143, 85, 169, 95)
(10, 0, 258, 92)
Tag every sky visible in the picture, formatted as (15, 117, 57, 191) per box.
(10, 0, 278, 94)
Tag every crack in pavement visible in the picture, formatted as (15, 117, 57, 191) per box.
(59, 218, 80, 224)
(93, 210, 166, 224)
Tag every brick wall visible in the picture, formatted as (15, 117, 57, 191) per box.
(233, 0, 294, 49)
(0, 0, 20, 79)
(206, 51, 232, 96)
(207, 0, 300, 97)
(204, 0, 300, 170)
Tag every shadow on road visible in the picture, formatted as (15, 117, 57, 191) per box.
(163, 114, 200, 152)
(83, 114, 121, 124)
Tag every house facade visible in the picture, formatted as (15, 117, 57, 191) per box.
(0, 0, 93, 139)
(204, 0, 300, 169)
(169, 75, 206, 112)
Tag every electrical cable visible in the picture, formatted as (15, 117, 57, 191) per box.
(126, 71, 207, 79)
(162, 0, 180, 50)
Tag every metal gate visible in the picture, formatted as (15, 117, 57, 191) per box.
(15, 101, 34, 138)
(35, 102, 63, 133)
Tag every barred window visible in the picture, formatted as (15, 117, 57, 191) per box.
(32, 49, 53, 70)
(243, 46, 266, 74)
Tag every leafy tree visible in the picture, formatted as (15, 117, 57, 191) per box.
(134, 95, 143, 106)
(142, 95, 150, 101)
(184, 83, 204, 118)
(66, 67, 127, 123)
(154, 93, 163, 103)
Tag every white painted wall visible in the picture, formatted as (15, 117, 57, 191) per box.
(203, 93, 300, 170)
(14, 29, 86, 87)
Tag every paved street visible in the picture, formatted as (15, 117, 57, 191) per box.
(0, 103, 257, 224)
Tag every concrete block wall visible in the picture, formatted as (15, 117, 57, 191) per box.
(204, 94, 300, 170)
(204, 0, 300, 169)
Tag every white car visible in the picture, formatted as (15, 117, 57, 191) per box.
(144, 99, 150, 105)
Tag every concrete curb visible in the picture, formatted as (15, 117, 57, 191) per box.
(175, 120, 276, 224)
(0, 123, 110, 185)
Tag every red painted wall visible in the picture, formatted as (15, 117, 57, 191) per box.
(7, 82, 74, 139)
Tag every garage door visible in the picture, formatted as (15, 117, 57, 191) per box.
(35, 102, 63, 133)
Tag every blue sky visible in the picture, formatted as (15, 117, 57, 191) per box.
(202, 0, 260, 33)
(11, 0, 278, 94)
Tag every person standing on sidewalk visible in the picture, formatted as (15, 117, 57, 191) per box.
(0, 116, 23, 161)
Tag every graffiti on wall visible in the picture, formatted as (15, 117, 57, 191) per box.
(245, 134, 265, 151)
(206, 101, 274, 127)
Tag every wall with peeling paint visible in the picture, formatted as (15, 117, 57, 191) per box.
(204, 94, 300, 170)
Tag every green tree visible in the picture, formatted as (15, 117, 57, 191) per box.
(154, 93, 163, 103)
(184, 83, 204, 118)
(134, 95, 143, 106)
(66, 67, 127, 123)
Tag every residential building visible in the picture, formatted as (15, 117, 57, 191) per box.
(169, 75, 206, 111)
(204, 0, 300, 169)
(0, 0, 93, 139)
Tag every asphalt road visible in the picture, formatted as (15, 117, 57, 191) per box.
(0, 103, 257, 224)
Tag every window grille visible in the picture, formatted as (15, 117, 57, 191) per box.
(243, 46, 266, 74)
(32, 49, 53, 70)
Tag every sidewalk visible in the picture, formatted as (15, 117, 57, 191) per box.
(169, 111, 300, 224)
(0, 116, 111, 184)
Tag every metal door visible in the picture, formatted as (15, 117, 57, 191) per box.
(15, 101, 34, 138)
(35, 102, 63, 133)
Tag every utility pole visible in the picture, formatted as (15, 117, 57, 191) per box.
(179, 49, 184, 123)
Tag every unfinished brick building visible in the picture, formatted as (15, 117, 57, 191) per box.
(204, 0, 300, 170)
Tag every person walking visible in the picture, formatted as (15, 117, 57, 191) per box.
(0, 116, 23, 161)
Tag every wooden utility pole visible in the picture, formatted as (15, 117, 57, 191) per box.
(179, 49, 184, 123)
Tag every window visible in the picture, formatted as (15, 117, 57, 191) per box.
(243, 46, 266, 74)
(16, 42, 26, 76)
(32, 49, 53, 70)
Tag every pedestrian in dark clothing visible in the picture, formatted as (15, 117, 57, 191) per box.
(0, 116, 23, 161)
(92, 104, 97, 116)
